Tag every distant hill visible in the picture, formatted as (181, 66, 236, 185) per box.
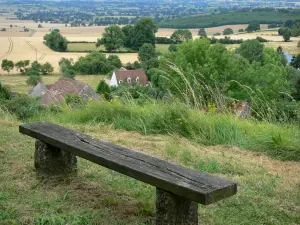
(158, 9, 300, 28)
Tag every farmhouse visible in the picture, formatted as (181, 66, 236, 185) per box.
(110, 69, 148, 87)
(39, 77, 100, 105)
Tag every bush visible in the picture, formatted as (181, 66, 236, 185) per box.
(168, 44, 178, 52)
(0, 85, 10, 100)
(256, 36, 268, 42)
(0, 94, 45, 120)
(64, 94, 86, 108)
(298, 41, 300, 48)
(96, 80, 111, 100)
(26, 75, 41, 86)
(223, 28, 233, 35)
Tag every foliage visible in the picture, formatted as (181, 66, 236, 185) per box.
(0, 85, 10, 100)
(283, 32, 291, 42)
(198, 28, 207, 37)
(238, 28, 244, 32)
(131, 18, 157, 50)
(107, 55, 122, 68)
(291, 54, 300, 69)
(40, 62, 54, 75)
(124, 61, 141, 70)
(168, 44, 178, 52)
(74, 52, 114, 75)
(121, 25, 134, 48)
(26, 75, 41, 86)
(158, 9, 300, 28)
(256, 36, 268, 43)
(209, 36, 243, 44)
(96, 25, 125, 52)
(245, 23, 260, 33)
(298, 41, 300, 48)
(15, 60, 30, 74)
(170, 29, 193, 43)
(0, 94, 44, 120)
(223, 28, 233, 35)
(59, 58, 76, 79)
(155, 38, 293, 109)
(96, 80, 111, 100)
(238, 39, 264, 64)
(1, 59, 14, 74)
(155, 37, 174, 44)
(44, 30, 68, 52)
(64, 94, 86, 108)
(138, 43, 158, 71)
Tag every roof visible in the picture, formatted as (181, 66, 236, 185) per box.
(115, 69, 148, 85)
(40, 77, 100, 105)
(30, 82, 48, 97)
(283, 52, 293, 64)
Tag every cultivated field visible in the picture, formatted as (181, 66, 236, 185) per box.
(0, 74, 106, 93)
(0, 16, 298, 74)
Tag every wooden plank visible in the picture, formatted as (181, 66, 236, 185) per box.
(19, 121, 237, 205)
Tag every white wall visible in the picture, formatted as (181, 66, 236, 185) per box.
(110, 71, 118, 87)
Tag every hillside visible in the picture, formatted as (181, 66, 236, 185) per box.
(158, 10, 300, 28)
(1, 113, 300, 224)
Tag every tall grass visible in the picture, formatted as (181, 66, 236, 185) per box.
(44, 101, 300, 161)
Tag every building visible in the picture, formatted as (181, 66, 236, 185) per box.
(110, 69, 148, 87)
(38, 78, 100, 105)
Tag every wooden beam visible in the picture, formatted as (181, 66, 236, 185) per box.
(19, 121, 237, 205)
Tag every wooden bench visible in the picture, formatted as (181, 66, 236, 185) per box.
(19, 121, 237, 225)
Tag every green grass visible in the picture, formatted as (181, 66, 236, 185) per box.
(155, 44, 170, 53)
(0, 115, 300, 224)
(36, 101, 300, 162)
(67, 43, 170, 53)
(0, 75, 106, 93)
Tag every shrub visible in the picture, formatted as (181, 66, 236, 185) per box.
(40, 62, 54, 75)
(298, 41, 300, 48)
(223, 28, 233, 35)
(26, 75, 41, 86)
(0, 94, 45, 120)
(64, 94, 86, 108)
(96, 80, 111, 100)
(0, 85, 10, 100)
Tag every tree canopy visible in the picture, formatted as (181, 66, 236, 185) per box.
(223, 28, 233, 35)
(96, 25, 125, 52)
(44, 30, 68, 52)
(170, 29, 193, 43)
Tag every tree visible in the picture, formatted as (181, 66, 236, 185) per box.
(44, 30, 68, 52)
(121, 25, 134, 48)
(238, 29, 244, 32)
(138, 43, 158, 71)
(131, 18, 157, 50)
(223, 28, 233, 35)
(245, 23, 260, 33)
(198, 28, 207, 37)
(283, 32, 291, 42)
(238, 39, 264, 63)
(171, 29, 193, 43)
(96, 80, 111, 100)
(96, 25, 125, 52)
(41, 62, 54, 75)
(1, 59, 14, 74)
(298, 41, 300, 48)
(107, 55, 122, 68)
(291, 54, 300, 69)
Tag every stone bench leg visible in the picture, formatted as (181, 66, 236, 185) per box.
(34, 140, 77, 176)
(156, 188, 198, 225)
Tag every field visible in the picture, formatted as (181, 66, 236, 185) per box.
(0, 74, 106, 93)
(0, 15, 299, 75)
(67, 43, 170, 53)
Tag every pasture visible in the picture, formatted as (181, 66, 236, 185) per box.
(0, 74, 106, 93)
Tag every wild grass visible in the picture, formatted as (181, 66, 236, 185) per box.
(0, 119, 299, 224)
(36, 101, 300, 161)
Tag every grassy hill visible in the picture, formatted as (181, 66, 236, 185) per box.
(158, 10, 300, 28)
(1, 108, 300, 224)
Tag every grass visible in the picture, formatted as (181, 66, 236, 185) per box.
(34, 101, 300, 162)
(0, 116, 300, 224)
(225, 40, 300, 55)
(67, 43, 170, 53)
(0, 74, 106, 93)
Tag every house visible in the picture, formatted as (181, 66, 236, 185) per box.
(39, 77, 100, 105)
(110, 69, 148, 87)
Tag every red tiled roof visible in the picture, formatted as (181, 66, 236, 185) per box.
(115, 69, 148, 85)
